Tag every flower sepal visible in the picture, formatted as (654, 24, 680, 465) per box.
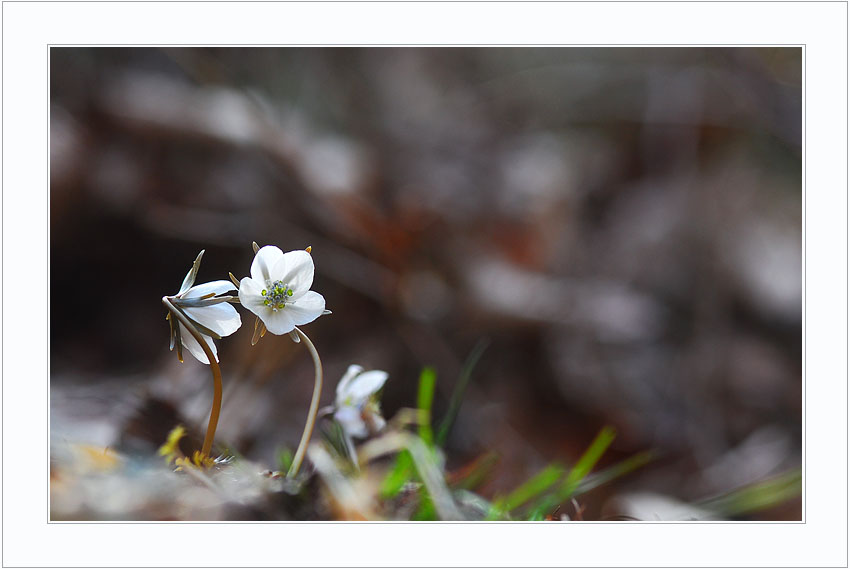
(170, 294, 237, 309)
(178, 250, 205, 295)
(164, 253, 242, 365)
(251, 316, 268, 346)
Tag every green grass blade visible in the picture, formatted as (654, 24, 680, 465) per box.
(436, 340, 489, 446)
(502, 463, 566, 512)
(276, 447, 294, 472)
(698, 469, 802, 517)
(417, 367, 437, 448)
(486, 464, 566, 521)
(380, 450, 413, 498)
(573, 451, 654, 496)
(412, 493, 437, 520)
(561, 426, 617, 497)
(526, 426, 617, 519)
(381, 367, 438, 498)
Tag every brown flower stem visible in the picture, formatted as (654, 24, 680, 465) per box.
(162, 296, 222, 460)
(287, 326, 323, 479)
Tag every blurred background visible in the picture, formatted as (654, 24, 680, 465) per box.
(50, 47, 802, 520)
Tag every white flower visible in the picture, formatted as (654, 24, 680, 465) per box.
(167, 251, 242, 364)
(238, 245, 326, 335)
(333, 364, 389, 439)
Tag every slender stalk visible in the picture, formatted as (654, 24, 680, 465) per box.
(162, 296, 223, 460)
(287, 326, 323, 478)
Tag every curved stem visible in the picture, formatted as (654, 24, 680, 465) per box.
(287, 326, 323, 478)
(162, 296, 223, 460)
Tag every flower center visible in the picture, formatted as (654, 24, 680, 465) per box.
(261, 281, 294, 311)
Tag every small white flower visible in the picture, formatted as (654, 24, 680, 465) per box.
(333, 364, 389, 439)
(238, 245, 327, 336)
(167, 251, 242, 364)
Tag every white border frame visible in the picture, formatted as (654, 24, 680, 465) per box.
(4, 2, 846, 567)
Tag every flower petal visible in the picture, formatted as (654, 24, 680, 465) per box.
(334, 407, 368, 439)
(285, 291, 326, 326)
(260, 305, 297, 335)
(182, 302, 242, 338)
(345, 370, 389, 403)
(250, 245, 284, 284)
(182, 280, 236, 299)
(336, 364, 365, 405)
(270, 250, 314, 296)
(179, 323, 217, 364)
(238, 277, 269, 316)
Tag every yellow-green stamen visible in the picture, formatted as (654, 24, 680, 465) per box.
(262, 280, 294, 311)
